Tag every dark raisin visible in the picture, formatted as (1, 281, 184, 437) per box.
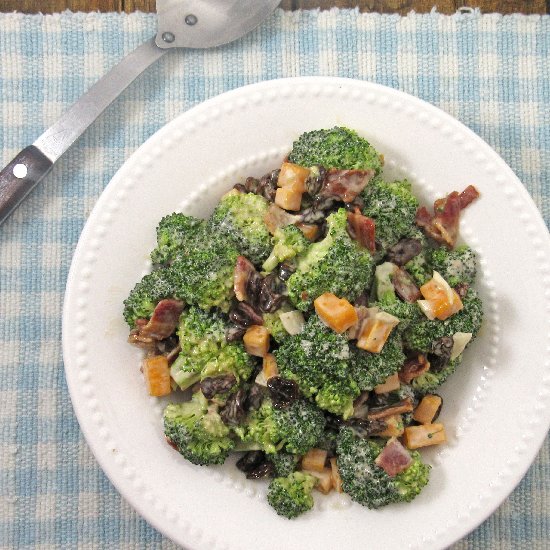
(278, 263, 296, 282)
(220, 388, 247, 426)
(305, 165, 326, 196)
(244, 177, 261, 194)
(200, 374, 237, 399)
(246, 461, 275, 479)
(246, 383, 266, 411)
(267, 377, 299, 409)
(245, 271, 264, 306)
(429, 336, 454, 372)
(258, 273, 286, 313)
(228, 302, 263, 328)
(236, 450, 266, 473)
(346, 418, 387, 438)
(386, 238, 423, 266)
(225, 326, 247, 342)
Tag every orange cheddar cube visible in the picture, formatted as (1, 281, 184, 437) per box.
(314, 292, 358, 334)
(296, 222, 321, 241)
(277, 162, 310, 192)
(403, 423, 447, 449)
(356, 312, 399, 353)
(374, 373, 401, 394)
(243, 325, 270, 357)
(142, 355, 171, 397)
(419, 271, 463, 321)
(302, 448, 328, 473)
(262, 353, 279, 380)
(275, 187, 303, 211)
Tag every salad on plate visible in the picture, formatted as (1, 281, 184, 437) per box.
(122, 127, 483, 519)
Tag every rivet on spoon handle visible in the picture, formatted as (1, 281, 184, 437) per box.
(0, 146, 53, 226)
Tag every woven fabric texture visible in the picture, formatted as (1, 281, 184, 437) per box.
(0, 9, 549, 549)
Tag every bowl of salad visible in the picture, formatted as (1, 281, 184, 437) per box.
(63, 77, 550, 550)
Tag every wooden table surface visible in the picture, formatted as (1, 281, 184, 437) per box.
(0, 0, 547, 15)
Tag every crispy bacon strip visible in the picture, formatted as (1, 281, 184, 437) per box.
(416, 185, 479, 248)
(399, 354, 430, 384)
(138, 299, 184, 340)
(320, 169, 375, 203)
(375, 438, 412, 477)
(347, 210, 376, 253)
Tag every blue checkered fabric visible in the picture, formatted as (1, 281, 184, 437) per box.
(0, 9, 548, 549)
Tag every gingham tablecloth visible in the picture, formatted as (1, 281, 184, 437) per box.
(0, 9, 548, 549)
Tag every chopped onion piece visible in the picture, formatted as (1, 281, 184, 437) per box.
(417, 299, 436, 320)
(279, 310, 305, 335)
(451, 332, 473, 359)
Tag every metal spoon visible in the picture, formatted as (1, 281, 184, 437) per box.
(0, 0, 280, 226)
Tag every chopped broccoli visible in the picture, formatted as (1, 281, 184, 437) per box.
(170, 307, 254, 391)
(267, 472, 317, 519)
(275, 315, 359, 418)
(403, 288, 483, 353)
(263, 225, 309, 273)
(350, 331, 406, 391)
(209, 191, 272, 265)
(263, 310, 290, 344)
(430, 245, 477, 287)
(123, 268, 179, 327)
(412, 355, 462, 394)
(287, 208, 374, 311)
(287, 126, 383, 174)
(361, 178, 419, 251)
(373, 261, 398, 303)
(150, 213, 207, 266)
(234, 397, 326, 455)
(404, 252, 432, 287)
(163, 392, 235, 466)
(336, 427, 430, 508)
(270, 452, 300, 477)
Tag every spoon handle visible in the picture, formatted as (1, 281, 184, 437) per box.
(0, 37, 167, 227)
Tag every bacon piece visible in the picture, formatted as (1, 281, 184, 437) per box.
(233, 255, 259, 302)
(347, 210, 376, 253)
(320, 169, 375, 203)
(399, 354, 430, 384)
(263, 203, 303, 234)
(416, 185, 479, 248)
(375, 438, 412, 477)
(392, 267, 421, 303)
(139, 299, 184, 340)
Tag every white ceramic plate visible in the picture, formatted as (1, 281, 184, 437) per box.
(63, 77, 550, 550)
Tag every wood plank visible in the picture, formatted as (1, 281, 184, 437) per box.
(0, 0, 546, 15)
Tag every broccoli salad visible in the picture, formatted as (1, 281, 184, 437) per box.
(124, 126, 483, 519)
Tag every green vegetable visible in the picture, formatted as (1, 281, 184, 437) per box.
(403, 288, 483, 353)
(170, 307, 254, 391)
(234, 397, 326, 455)
(163, 392, 234, 466)
(430, 245, 477, 287)
(373, 261, 398, 303)
(361, 178, 419, 251)
(150, 212, 207, 266)
(287, 208, 374, 311)
(350, 330, 406, 391)
(209, 191, 272, 265)
(336, 427, 430, 508)
(262, 225, 309, 273)
(267, 472, 317, 519)
(270, 452, 300, 477)
(411, 355, 462, 394)
(275, 314, 359, 418)
(287, 126, 383, 174)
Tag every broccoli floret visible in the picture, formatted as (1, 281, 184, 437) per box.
(123, 268, 179, 327)
(315, 428, 339, 457)
(267, 472, 317, 519)
(234, 397, 326, 455)
(372, 299, 423, 334)
(163, 392, 234, 466)
(373, 261, 398, 303)
(287, 208, 374, 311)
(262, 312, 290, 344)
(336, 427, 430, 508)
(403, 288, 483, 353)
(150, 213, 207, 266)
(404, 252, 432, 287)
(170, 307, 254, 390)
(209, 191, 271, 265)
(263, 225, 309, 273)
(275, 315, 359, 418)
(350, 331, 406, 391)
(270, 452, 300, 477)
(430, 245, 477, 287)
(411, 355, 462, 394)
(287, 126, 383, 174)
(361, 178, 419, 251)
